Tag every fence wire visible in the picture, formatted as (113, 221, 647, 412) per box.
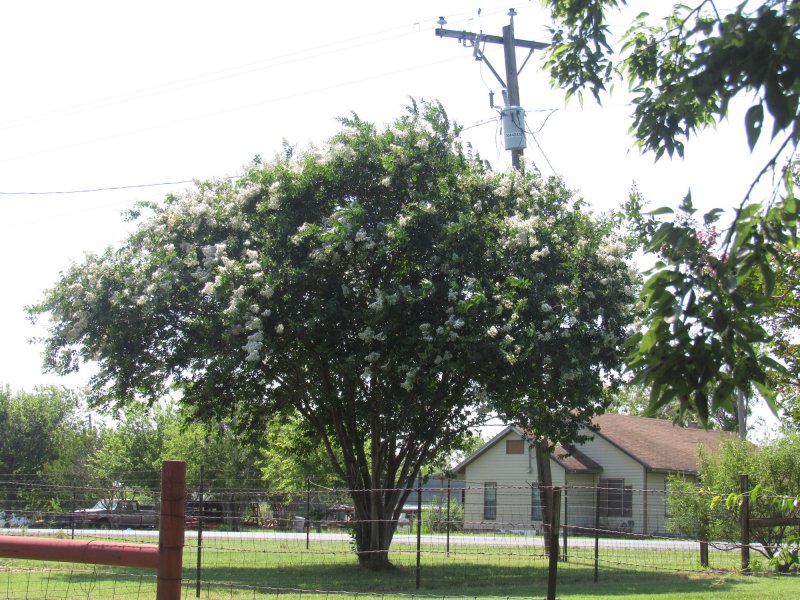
(0, 476, 797, 599)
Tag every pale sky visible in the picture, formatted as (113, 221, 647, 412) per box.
(0, 1, 782, 435)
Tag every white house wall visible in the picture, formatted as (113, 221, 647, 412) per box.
(647, 472, 697, 535)
(563, 473, 596, 532)
(575, 431, 646, 533)
(462, 430, 558, 532)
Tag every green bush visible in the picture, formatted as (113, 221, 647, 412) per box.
(420, 495, 464, 533)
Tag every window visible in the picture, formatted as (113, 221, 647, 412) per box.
(531, 484, 543, 521)
(506, 439, 524, 454)
(483, 482, 497, 520)
(598, 478, 632, 518)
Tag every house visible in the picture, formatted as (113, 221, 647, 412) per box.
(453, 413, 731, 535)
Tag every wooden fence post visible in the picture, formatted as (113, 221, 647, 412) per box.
(740, 473, 750, 574)
(157, 460, 186, 600)
(699, 512, 709, 568)
(547, 487, 561, 600)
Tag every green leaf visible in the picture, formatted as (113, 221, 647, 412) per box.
(679, 191, 694, 214)
(703, 208, 724, 225)
(750, 484, 762, 505)
(753, 381, 779, 417)
(646, 206, 675, 216)
(744, 104, 764, 151)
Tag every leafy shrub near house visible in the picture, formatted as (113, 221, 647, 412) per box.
(421, 496, 464, 534)
(667, 433, 800, 572)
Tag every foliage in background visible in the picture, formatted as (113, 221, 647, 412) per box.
(667, 432, 800, 570)
(28, 100, 636, 568)
(422, 495, 465, 534)
(0, 385, 100, 510)
(259, 412, 346, 494)
(542, 0, 800, 425)
(0, 385, 85, 476)
(759, 239, 800, 423)
(88, 404, 169, 496)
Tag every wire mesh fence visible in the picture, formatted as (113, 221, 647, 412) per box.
(0, 475, 797, 599)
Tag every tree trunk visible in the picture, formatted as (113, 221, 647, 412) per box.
(351, 504, 399, 570)
(534, 440, 554, 557)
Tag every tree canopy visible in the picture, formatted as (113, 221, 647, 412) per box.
(29, 101, 636, 568)
(0, 385, 86, 478)
(542, 0, 800, 424)
(0, 385, 100, 510)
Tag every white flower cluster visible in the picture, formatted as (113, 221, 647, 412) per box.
(419, 323, 433, 342)
(433, 351, 453, 364)
(400, 366, 420, 391)
(244, 330, 264, 362)
(598, 236, 627, 266)
(530, 247, 550, 262)
(358, 327, 387, 343)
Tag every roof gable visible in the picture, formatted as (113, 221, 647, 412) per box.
(454, 425, 601, 475)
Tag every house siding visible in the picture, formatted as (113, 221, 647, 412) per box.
(563, 473, 597, 531)
(575, 431, 644, 533)
(462, 430, 555, 532)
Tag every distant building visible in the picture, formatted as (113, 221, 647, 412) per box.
(454, 413, 731, 535)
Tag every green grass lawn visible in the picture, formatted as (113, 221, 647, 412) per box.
(0, 533, 796, 599)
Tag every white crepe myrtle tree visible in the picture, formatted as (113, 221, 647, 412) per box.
(30, 101, 635, 569)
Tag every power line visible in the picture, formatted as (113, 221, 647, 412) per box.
(0, 4, 536, 135)
(0, 180, 193, 197)
(1, 112, 519, 197)
(0, 176, 243, 198)
(0, 55, 464, 166)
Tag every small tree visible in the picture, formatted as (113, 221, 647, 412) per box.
(667, 433, 800, 570)
(0, 385, 96, 510)
(29, 101, 635, 569)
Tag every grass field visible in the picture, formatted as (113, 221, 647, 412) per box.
(1, 533, 797, 599)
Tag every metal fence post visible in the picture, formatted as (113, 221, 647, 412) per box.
(446, 479, 451, 557)
(547, 487, 561, 600)
(594, 484, 600, 583)
(196, 464, 204, 598)
(740, 473, 750, 574)
(562, 486, 568, 562)
(306, 479, 311, 550)
(70, 490, 76, 540)
(416, 481, 422, 590)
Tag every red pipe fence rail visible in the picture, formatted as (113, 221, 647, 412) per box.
(0, 460, 185, 600)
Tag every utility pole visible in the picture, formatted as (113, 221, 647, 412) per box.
(436, 10, 547, 171)
(736, 388, 747, 440)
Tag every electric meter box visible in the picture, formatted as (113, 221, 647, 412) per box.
(501, 106, 527, 150)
